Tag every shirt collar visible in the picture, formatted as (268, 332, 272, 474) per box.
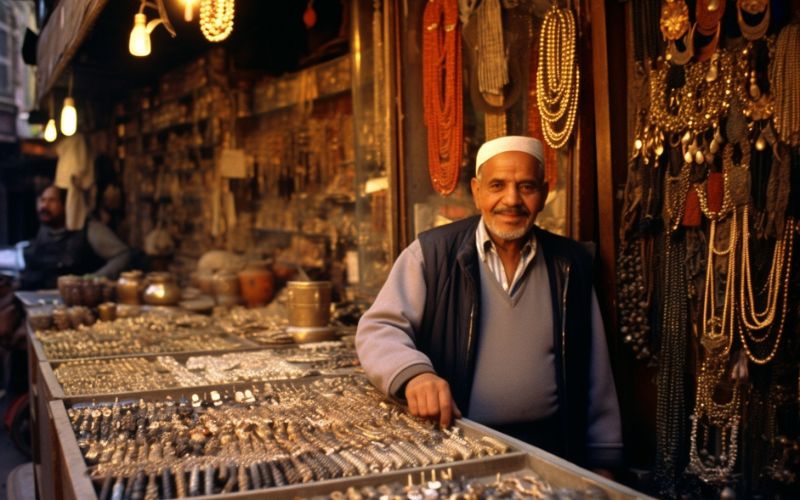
(475, 218, 537, 262)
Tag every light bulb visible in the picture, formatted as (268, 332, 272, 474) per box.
(183, 0, 196, 22)
(129, 13, 151, 56)
(60, 97, 77, 136)
(44, 118, 57, 142)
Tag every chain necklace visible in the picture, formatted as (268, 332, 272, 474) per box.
(422, 0, 463, 195)
(655, 234, 691, 494)
(687, 355, 742, 485)
(769, 22, 800, 146)
(536, 3, 579, 149)
(199, 0, 235, 42)
(738, 213, 796, 365)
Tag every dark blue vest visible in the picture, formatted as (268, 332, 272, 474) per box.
(417, 215, 593, 465)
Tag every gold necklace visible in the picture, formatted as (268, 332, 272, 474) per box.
(737, 215, 796, 365)
(536, 4, 579, 149)
(648, 50, 736, 137)
(769, 22, 800, 145)
(737, 0, 770, 41)
(700, 213, 737, 355)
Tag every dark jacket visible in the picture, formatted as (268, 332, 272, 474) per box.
(417, 215, 594, 465)
(21, 222, 104, 290)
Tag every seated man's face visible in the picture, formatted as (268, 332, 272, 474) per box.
(37, 186, 65, 227)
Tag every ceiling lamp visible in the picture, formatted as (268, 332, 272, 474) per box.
(200, 0, 235, 42)
(129, 0, 176, 57)
(183, 0, 197, 22)
(44, 95, 57, 142)
(60, 73, 77, 136)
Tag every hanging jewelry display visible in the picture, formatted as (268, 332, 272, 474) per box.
(736, 0, 770, 41)
(687, 356, 743, 485)
(536, 2, 579, 149)
(770, 22, 800, 146)
(422, 0, 463, 195)
(475, 0, 508, 139)
(738, 209, 796, 365)
(200, 0, 235, 42)
(694, 0, 725, 63)
(659, 0, 691, 64)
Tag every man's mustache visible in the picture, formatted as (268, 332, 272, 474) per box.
(38, 209, 52, 218)
(492, 206, 530, 216)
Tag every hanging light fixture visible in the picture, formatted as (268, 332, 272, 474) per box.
(199, 0, 235, 42)
(129, 0, 176, 57)
(60, 73, 77, 136)
(183, 0, 197, 22)
(44, 94, 57, 142)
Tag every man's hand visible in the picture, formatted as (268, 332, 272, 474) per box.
(405, 372, 462, 428)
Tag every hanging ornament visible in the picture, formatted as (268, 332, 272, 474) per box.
(200, 0, 235, 42)
(303, 0, 317, 29)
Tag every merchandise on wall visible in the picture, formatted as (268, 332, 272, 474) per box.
(617, 1, 800, 497)
(400, 0, 593, 241)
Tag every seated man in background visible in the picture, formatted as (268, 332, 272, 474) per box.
(19, 184, 131, 290)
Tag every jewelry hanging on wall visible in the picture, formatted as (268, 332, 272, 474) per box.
(737, 0, 770, 42)
(536, 2, 579, 149)
(687, 355, 743, 485)
(659, 0, 690, 64)
(422, 0, 463, 196)
(475, 0, 508, 139)
(199, 0, 235, 42)
(694, 0, 725, 62)
(769, 22, 800, 146)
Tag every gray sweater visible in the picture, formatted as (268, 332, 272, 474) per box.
(356, 238, 623, 466)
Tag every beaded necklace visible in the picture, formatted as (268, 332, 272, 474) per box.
(770, 23, 800, 146)
(422, 0, 463, 196)
(536, 3, 579, 149)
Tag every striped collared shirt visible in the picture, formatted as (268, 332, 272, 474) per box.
(475, 219, 538, 295)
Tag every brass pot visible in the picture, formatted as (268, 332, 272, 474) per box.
(286, 281, 332, 327)
(143, 272, 181, 306)
(117, 271, 144, 305)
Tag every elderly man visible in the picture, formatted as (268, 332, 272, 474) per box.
(19, 184, 131, 290)
(356, 136, 622, 469)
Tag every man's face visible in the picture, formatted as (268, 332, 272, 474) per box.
(37, 186, 65, 227)
(471, 151, 548, 242)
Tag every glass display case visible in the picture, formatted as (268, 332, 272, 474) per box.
(349, 0, 397, 297)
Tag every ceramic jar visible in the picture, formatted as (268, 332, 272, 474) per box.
(238, 262, 274, 308)
(117, 271, 144, 305)
(142, 272, 181, 306)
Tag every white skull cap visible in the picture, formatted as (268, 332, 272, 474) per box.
(475, 135, 544, 175)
